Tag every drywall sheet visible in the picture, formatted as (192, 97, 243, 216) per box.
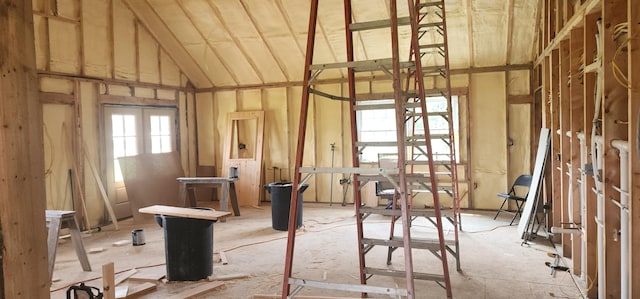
(138, 26, 160, 84)
(82, 0, 111, 77)
(113, 0, 137, 80)
(43, 104, 74, 211)
(314, 83, 343, 203)
(517, 128, 551, 237)
(48, 19, 80, 74)
(118, 152, 183, 223)
(195, 92, 215, 166)
(470, 72, 508, 209)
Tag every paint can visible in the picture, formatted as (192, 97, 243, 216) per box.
(229, 167, 238, 178)
(132, 229, 145, 246)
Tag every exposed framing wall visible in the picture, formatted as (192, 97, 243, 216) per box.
(535, 0, 639, 297)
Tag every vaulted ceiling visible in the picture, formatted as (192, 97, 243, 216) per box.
(124, 0, 539, 89)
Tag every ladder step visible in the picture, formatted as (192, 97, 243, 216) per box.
(310, 59, 414, 72)
(349, 17, 411, 31)
(288, 278, 408, 296)
(417, 1, 444, 9)
(405, 160, 454, 165)
(419, 43, 445, 49)
(354, 89, 447, 101)
(364, 267, 445, 282)
(412, 133, 451, 140)
(362, 237, 454, 250)
(360, 206, 455, 218)
(356, 174, 432, 184)
(418, 22, 444, 29)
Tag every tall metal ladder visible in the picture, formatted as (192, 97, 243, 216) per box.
(282, 0, 455, 298)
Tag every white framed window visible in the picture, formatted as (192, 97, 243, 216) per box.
(356, 96, 459, 163)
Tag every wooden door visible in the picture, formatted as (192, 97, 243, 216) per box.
(222, 111, 265, 206)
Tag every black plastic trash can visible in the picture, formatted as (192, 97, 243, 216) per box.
(154, 207, 215, 281)
(264, 182, 308, 231)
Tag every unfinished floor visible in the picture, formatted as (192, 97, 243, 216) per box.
(49, 203, 582, 298)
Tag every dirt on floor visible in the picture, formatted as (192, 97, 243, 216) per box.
(50, 203, 583, 299)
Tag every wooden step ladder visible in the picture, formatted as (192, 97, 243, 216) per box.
(282, 1, 456, 298)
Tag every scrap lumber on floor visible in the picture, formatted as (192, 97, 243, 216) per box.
(129, 265, 166, 282)
(165, 281, 224, 299)
(125, 282, 157, 298)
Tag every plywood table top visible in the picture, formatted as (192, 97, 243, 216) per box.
(138, 205, 231, 221)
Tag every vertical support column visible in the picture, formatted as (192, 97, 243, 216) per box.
(569, 27, 584, 276)
(602, 0, 627, 298)
(559, 40, 572, 257)
(582, 13, 599, 298)
(551, 49, 562, 243)
(0, 0, 50, 297)
(628, 0, 640, 297)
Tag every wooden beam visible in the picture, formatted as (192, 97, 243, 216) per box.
(569, 26, 584, 276)
(204, 65, 531, 92)
(99, 95, 177, 107)
(628, 0, 640, 297)
(0, 0, 50, 297)
(550, 49, 562, 244)
(102, 263, 116, 299)
(582, 13, 599, 298)
(535, 0, 602, 66)
(178, 1, 241, 85)
(123, 0, 212, 88)
(559, 40, 571, 258)
(602, 0, 627, 297)
(507, 95, 533, 104)
(39, 91, 75, 104)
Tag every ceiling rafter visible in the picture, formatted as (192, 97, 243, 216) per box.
(466, 0, 474, 67)
(505, 0, 515, 65)
(174, 0, 241, 86)
(204, 0, 276, 84)
(124, 0, 213, 88)
(238, 0, 289, 82)
(274, 0, 307, 61)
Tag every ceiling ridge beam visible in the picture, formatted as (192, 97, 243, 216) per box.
(175, 0, 241, 86)
(123, 0, 213, 88)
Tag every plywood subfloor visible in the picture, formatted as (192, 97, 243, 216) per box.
(49, 203, 582, 298)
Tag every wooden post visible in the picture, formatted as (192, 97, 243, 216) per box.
(569, 27, 584, 276)
(551, 49, 562, 244)
(559, 39, 571, 258)
(0, 0, 50, 297)
(582, 13, 599, 298)
(628, 0, 640, 297)
(602, 0, 627, 298)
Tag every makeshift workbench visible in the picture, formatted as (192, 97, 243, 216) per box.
(176, 177, 240, 216)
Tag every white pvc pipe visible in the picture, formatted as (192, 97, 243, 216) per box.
(613, 140, 629, 299)
(576, 132, 587, 279)
(593, 135, 604, 299)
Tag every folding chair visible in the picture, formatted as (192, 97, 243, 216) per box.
(493, 174, 533, 225)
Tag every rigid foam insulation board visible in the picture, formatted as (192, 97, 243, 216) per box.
(470, 72, 508, 209)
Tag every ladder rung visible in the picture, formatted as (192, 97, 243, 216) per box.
(363, 267, 445, 282)
(359, 206, 456, 218)
(419, 43, 445, 49)
(354, 101, 422, 111)
(418, 22, 444, 29)
(412, 133, 451, 140)
(361, 237, 454, 250)
(349, 17, 411, 31)
(417, 1, 444, 9)
(288, 278, 408, 296)
(310, 59, 414, 72)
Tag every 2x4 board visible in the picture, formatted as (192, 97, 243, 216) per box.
(517, 128, 551, 238)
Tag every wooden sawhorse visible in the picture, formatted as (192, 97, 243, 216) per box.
(46, 210, 91, 280)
